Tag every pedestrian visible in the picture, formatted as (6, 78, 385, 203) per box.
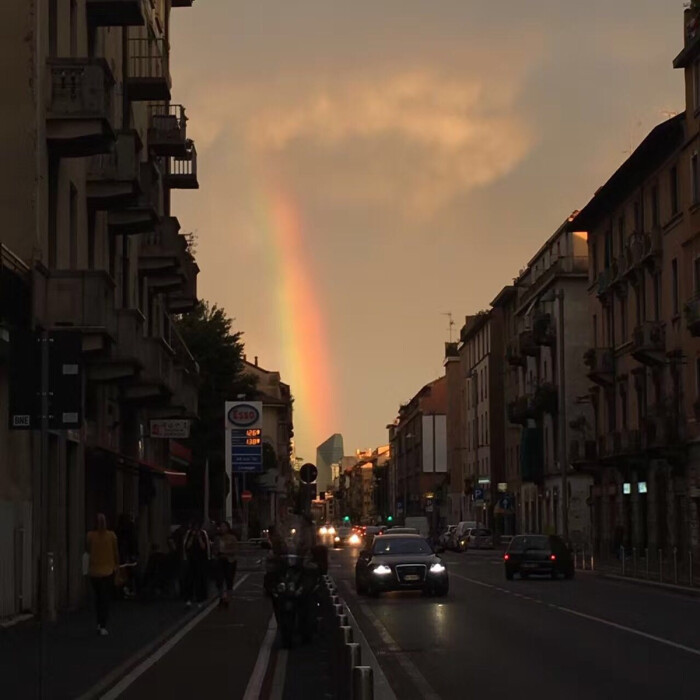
(214, 521, 238, 607)
(86, 513, 119, 636)
(182, 520, 211, 607)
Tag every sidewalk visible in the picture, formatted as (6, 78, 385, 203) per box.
(0, 590, 218, 700)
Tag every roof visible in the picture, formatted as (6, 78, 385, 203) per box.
(490, 285, 516, 308)
(575, 114, 685, 230)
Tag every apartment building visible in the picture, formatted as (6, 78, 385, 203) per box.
(504, 219, 593, 542)
(389, 376, 447, 526)
(572, 7, 700, 559)
(444, 341, 465, 524)
(0, 0, 200, 618)
(458, 311, 506, 530)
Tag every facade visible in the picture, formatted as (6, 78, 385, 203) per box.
(389, 377, 447, 529)
(316, 433, 344, 493)
(505, 219, 593, 543)
(444, 341, 465, 524)
(371, 445, 391, 522)
(242, 357, 294, 528)
(0, 0, 200, 618)
(459, 312, 506, 531)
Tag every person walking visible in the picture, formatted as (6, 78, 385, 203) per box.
(214, 521, 238, 607)
(183, 521, 211, 607)
(86, 513, 119, 636)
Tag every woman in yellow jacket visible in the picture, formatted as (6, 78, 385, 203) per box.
(86, 513, 119, 636)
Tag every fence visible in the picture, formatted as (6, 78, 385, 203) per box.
(573, 545, 700, 588)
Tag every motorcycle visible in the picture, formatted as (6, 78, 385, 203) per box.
(265, 553, 320, 648)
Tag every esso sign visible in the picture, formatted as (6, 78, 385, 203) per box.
(227, 402, 261, 427)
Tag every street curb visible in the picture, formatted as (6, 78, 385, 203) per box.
(579, 568, 700, 598)
(75, 596, 219, 700)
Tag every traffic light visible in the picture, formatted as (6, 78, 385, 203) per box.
(343, 516, 350, 523)
(386, 515, 393, 523)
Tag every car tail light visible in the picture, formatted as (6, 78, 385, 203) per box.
(504, 554, 509, 561)
(550, 554, 557, 561)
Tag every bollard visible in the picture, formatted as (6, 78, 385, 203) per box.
(620, 546, 625, 577)
(658, 549, 663, 583)
(673, 547, 678, 585)
(352, 666, 374, 700)
(334, 603, 344, 619)
(335, 626, 353, 678)
(338, 613, 348, 628)
(345, 642, 362, 700)
(644, 548, 648, 579)
(332, 595, 340, 607)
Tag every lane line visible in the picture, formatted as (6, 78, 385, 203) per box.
(354, 597, 441, 700)
(450, 572, 700, 658)
(101, 573, 250, 699)
(242, 613, 278, 700)
(269, 649, 288, 700)
(338, 581, 397, 700)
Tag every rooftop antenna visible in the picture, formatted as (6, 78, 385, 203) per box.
(442, 312, 455, 342)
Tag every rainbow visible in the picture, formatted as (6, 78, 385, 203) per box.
(253, 184, 336, 459)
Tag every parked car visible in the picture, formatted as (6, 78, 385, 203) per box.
(504, 534, 575, 580)
(384, 527, 419, 535)
(468, 528, 494, 550)
(355, 534, 448, 597)
(454, 521, 479, 551)
(439, 526, 457, 549)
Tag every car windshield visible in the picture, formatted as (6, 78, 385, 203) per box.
(509, 536, 550, 552)
(372, 537, 432, 555)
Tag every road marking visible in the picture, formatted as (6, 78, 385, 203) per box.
(451, 572, 700, 658)
(101, 573, 250, 699)
(352, 593, 440, 700)
(243, 613, 278, 700)
(269, 649, 288, 700)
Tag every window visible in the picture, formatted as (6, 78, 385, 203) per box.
(696, 358, 700, 397)
(692, 153, 699, 205)
(69, 183, 78, 269)
(593, 314, 598, 347)
(620, 383, 628, 429)
(70, 0, 78, 57)
(653, 274, 661, 320)
(695, 257, 700, 297)
(620, 297, 627, 341)
(617, 216, 625, 254)
(633, 202, 641, 233)
(651, 185, 660, 227)
(695, 59, 700, 111)
(604, 230, 613, 267)
(672, 258, 679, 315)
(591, 241, 598, 278)
(670, 165, 679, 215)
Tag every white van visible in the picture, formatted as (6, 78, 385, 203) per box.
(404, 516, 430, 538)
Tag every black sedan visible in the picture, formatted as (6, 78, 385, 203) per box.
(355, 534, 449, 597)
(504, 534, 575, 580)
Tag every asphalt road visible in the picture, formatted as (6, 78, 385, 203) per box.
(330, 546, 700, 700)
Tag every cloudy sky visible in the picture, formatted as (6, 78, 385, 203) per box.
(171, 0, 684, 460)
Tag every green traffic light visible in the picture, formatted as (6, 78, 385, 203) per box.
(387, 515, 393, 522)
(343, 516, 350, 522)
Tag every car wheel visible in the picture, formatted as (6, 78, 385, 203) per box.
(505, 568, 514, 581)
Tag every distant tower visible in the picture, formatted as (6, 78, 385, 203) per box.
(316, 434, 344, 491)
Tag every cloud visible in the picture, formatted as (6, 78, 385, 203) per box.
(246, 71, 535, 218)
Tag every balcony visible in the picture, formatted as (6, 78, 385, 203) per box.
(87, 130, 141, 207)
(518, 329, 538, 357)
(627, 229, 662, 271)
(507, 396, 534, 425)
(126, 38, 171, 101)
(108, 162, 160, 236)
(46, 58, 115, 156)
(532, 312, 555, 346)
(684, 296, 700, 336)
(166, 253, 199, 313)
(620, 428, 641, 454)
(139, 217, 187, 278)
(86, 0, 147, 26)
(533, 382, 558, 415)
(164, 140, 199, 189)
(584, 347, 614, 386)
(505, 339, 525, 366)
(43, 271, 117, 354)
(596, 268, 613, 296)
(148, 104, 188, 157)
(631, 321, 665, 365)
(642, 415, 668, 450)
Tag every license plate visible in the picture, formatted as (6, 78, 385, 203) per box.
(522, 563, 537, 569)
(404, 574, 420, 581)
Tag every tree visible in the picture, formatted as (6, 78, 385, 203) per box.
(177, 302, 257, 518)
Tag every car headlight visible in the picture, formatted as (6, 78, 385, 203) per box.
(328, 527, 336, 535)
(349, 534, 361, 545)
(430, 562, 446, 574)
(334, 536, 340, 542)
(319, 526, 328, 535)
(372, 564, 392, 575)
(460, 540, 466, 546)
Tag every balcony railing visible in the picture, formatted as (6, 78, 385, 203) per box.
(631, 321, 665, 365)
(584, 347, 614, 385)
(518, 256, 588, 309)
(164, 140, 199, 189)
(139, 217, 187, 275)
(46, 58, 115, 156)
(533, 383, 558, 415)
(532, 311, 555, 346)
(126, 38, 171, 101)
(87, 130, 141, 205)
(107, 162, 160, 236)
(86, 0, 147, 26)
(684, 295, 700, 337)
(167, 253, 198, 314)
(518, 329, 538, 357)
(148, 103, 188, 156)
(505, 339, 524, 366)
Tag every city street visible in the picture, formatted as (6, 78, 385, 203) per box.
(331, 547, 700, 700)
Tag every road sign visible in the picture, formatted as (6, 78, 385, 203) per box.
(299, 462, 318, 485)
(241, 490, 253, 503)
(150, 419, 190, 439)
(225, 401, 263, 474)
